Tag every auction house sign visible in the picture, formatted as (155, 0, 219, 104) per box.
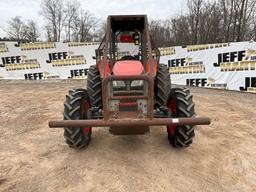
(0, 41, 256, 92)
(160, 41, 256, 92)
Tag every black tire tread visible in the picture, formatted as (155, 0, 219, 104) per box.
(168, 87, 195, 148)
(63, 89, 91, 149)
(87, 65, 102, 108)
(155, 64, 171, 106)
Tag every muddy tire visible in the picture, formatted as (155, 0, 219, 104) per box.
(155, 64, 171, 106)
(167, 87, 195, 148)
(63, 89, 92, 149)
(87, 65, 102, 108)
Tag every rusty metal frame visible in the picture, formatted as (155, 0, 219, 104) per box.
(49, 74, 211, 128)
(95, 15, 160, 78)
(49, 117, 211, 128)
(102, 74, 154, 120)
(48, 15, 211, 130)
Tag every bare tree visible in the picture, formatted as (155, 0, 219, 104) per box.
(22, 20, 40, 42)
(170, 15, 191, 45)
(41, 0, 66, 42)
(220, 0, 234, 42)
(187, 0, 203, 44)
(152, 0, 256, 47)
(235, 0, 256, 41)
(64, 0, 80, 42)
(250, 8, 256, 40)
(149, 18, 175, 47)
(72, 9, 98, 42)
(95, 21, 107, 41)
(35, 0, 255, 44)
(4, 16, 25, 40)
(45, 24, 53, 41)
(2, 17, 39, 42)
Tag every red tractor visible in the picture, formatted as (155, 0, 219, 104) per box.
(49, 15, 210, 149)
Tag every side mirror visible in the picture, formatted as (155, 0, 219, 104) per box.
(92, 56, 96, 60)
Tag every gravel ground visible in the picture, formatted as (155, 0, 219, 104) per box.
(0, 80, 255, 192)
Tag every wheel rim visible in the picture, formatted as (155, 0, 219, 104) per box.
(81, 99, 91, 135)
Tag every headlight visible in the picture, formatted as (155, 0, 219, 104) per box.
(131, 80, 143, 87)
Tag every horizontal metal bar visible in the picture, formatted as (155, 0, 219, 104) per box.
(49, 117, 211, 128)
(119, 102, 138, 107)
(107, 75, 153, 81)
(110, 95, 148, 100)
(114, 90, 144, 96)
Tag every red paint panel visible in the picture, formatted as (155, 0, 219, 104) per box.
(113, 60, 144, 76)
(120, 35, 133, 43)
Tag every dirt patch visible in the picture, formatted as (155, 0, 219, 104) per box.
(0, 80, 255, 192)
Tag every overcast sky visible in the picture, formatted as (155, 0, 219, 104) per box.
(0, 0, 185, 39)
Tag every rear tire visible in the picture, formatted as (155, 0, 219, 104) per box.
(155, 64, 171, 106)
(87, 65, 102, 108)
(167, 87, 195, 148)
(63, 89, 92, 149)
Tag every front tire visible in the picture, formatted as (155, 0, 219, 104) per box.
(63, 89, 92, 149)
(167, 87, 195, 148)
(87, 65, 102, 108)
(155, 64, 171, 106)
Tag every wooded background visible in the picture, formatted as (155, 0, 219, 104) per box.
(1, 0, 256, 47)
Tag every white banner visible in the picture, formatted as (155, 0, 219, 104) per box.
(0, 41, 256, 92)
(160, 42, 256, 92)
